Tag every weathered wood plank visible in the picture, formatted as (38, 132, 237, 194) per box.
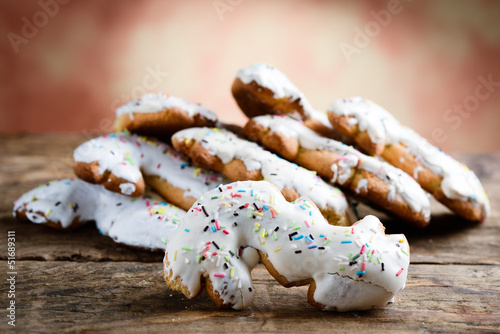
(0, 217, 164, 262)
(1, 135, 499, 333)
(1, 135, 499, 265)
(0, 262, 498, 333)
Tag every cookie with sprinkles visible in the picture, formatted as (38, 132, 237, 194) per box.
(163, 180, 410, 311)
(231, 63, 351, 143)
(13, 178, 185, 251)
(328, 97, 490, 222)
(244, 115, 431, 227)
(73, 132, 227, 211)
(171, 127, 353, 226)
(114, 93, 218, 140)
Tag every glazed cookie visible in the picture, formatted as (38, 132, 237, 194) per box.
(73, 132, 227, 211)
(13, 178, 185, 251)
(232, 63, 349, 142)
(172, 127, 352, 226)
(114, 93, 217, 139)
(244, 115, 431, 227)
(328, 97, 490, 222)
(164, 180, 410, 311)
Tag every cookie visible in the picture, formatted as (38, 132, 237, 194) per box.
(244, 115, 431, 227)
(231, 63, 350, 142)
(328, 97, 490, 222)
(114, 93, 217, 140)
(171, 127, 353, 226)
(163, 180, 410, 311)
(73, 132, 227, 211)
(13, 178, 185, 251)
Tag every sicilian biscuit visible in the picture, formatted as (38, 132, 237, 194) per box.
(73, 132, 226, 211)
(164, 180, 410, 311)
(327, 97, 490, 222)
(171, 127, 353, 226)
(114, 93, 218, 139)
(13, 178, 185, 251)
(244, 115, 431, 228)
(231, 63, 349, 142)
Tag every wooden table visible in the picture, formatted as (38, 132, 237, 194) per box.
(1, 134, 499, 333)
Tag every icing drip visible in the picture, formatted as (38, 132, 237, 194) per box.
(73, 132, 226, 198)
(253, 115, 431, 217)
(329, 97, 490, 217)
(13, 178, 185, 251)
(119, 183, 136, 195)
(355, 179, 368, 193)
(172, 127, 348, 214)
(413, 166, 423, 180)
(116, 92, 217, 122)
(164, 180, 410, 311)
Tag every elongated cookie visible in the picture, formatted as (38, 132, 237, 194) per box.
(171, 127, 352, 226)
(164, 180, 410, 311)
(13, 178, 185, 251)
(231, 63, 349, 142)
(114, 93, 218, 139)
(73, 132, 226, 211)
(244, 115, 431, 227)
(328, 97, 490, 222)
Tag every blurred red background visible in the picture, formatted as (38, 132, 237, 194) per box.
(1, 0, 500, 151)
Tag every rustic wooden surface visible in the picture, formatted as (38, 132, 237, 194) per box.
(0, 134, 499, 333)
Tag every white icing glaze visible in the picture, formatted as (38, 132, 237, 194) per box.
(164, 181, 409, 311)
(172, 127, 348, 214)
(13, 178, 185, 251)
(252, 115, 431, 218)
(236, 63, 316, 117)
(329, 97, 490, 218)
(116, 93, 217, 122)
(73, 132, 226, 199)
(413, 166, 423, 180)
(355, 179, 368, 194)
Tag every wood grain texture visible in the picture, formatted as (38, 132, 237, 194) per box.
(0, 262, 498, 333)
(0, 134, 499, 333)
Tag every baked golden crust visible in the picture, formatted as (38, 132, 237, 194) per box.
(171, 132, 351, 227)
(232, 77, 307, 120)
(328, 113, 485, 222)
(73, 160, 145, 197)
(114, 107, 216, 141)
(244, 118, 430, 227)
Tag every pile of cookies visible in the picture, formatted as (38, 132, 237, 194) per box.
(13, 63, 489, 311)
